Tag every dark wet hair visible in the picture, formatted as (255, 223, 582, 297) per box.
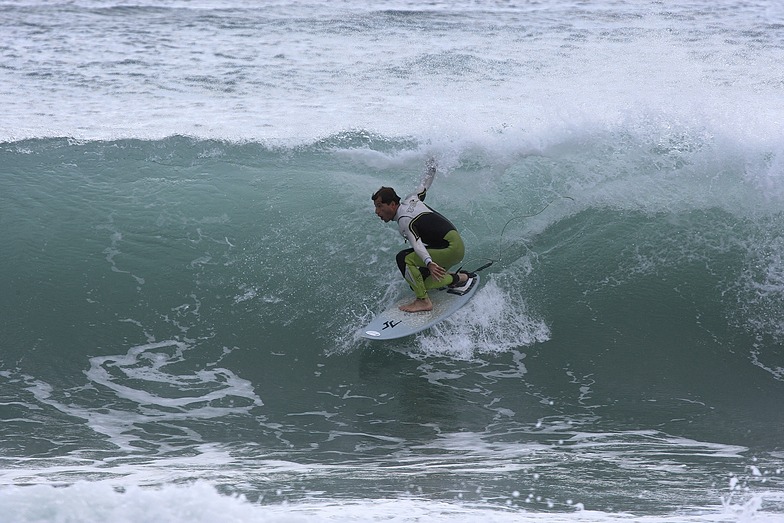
(371, 186, 400, 205)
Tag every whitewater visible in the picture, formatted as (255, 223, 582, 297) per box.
(1, 1, 783, 521)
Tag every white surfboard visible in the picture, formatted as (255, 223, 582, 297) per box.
(359, 274, 480, 341)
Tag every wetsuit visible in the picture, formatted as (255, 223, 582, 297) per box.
(394, 172, 465, 299)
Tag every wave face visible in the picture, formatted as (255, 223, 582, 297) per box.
(2, 1, 784, 521)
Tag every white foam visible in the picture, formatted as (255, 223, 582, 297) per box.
(25, 340, 264, 451)
(414, 278, 550, 359)
(2, 1, 782, 146)
(1, 481, 782, 523)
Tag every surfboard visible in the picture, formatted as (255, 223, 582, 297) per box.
(359, 274, 480, 341)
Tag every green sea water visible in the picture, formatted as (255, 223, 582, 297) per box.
(2, 134, 783, 519)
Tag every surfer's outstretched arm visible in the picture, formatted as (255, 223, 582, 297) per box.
(415, 157, 437, 201)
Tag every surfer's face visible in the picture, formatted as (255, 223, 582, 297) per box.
(373, 199, 398, 222)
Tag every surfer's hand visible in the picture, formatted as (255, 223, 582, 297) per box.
(428, 262, 445, 281)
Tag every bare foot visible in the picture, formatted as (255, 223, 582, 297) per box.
(399, 297, 433, 312)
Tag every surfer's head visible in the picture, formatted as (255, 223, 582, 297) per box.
(372, 186, 400, 205)
(372, 186, 400, 222)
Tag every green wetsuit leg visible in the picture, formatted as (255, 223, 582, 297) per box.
(401, 230, 465, 299)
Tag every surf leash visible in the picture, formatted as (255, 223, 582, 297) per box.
(459, 195, 575, 274)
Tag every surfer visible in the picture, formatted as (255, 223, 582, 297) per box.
(372, 160, 472, 312)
